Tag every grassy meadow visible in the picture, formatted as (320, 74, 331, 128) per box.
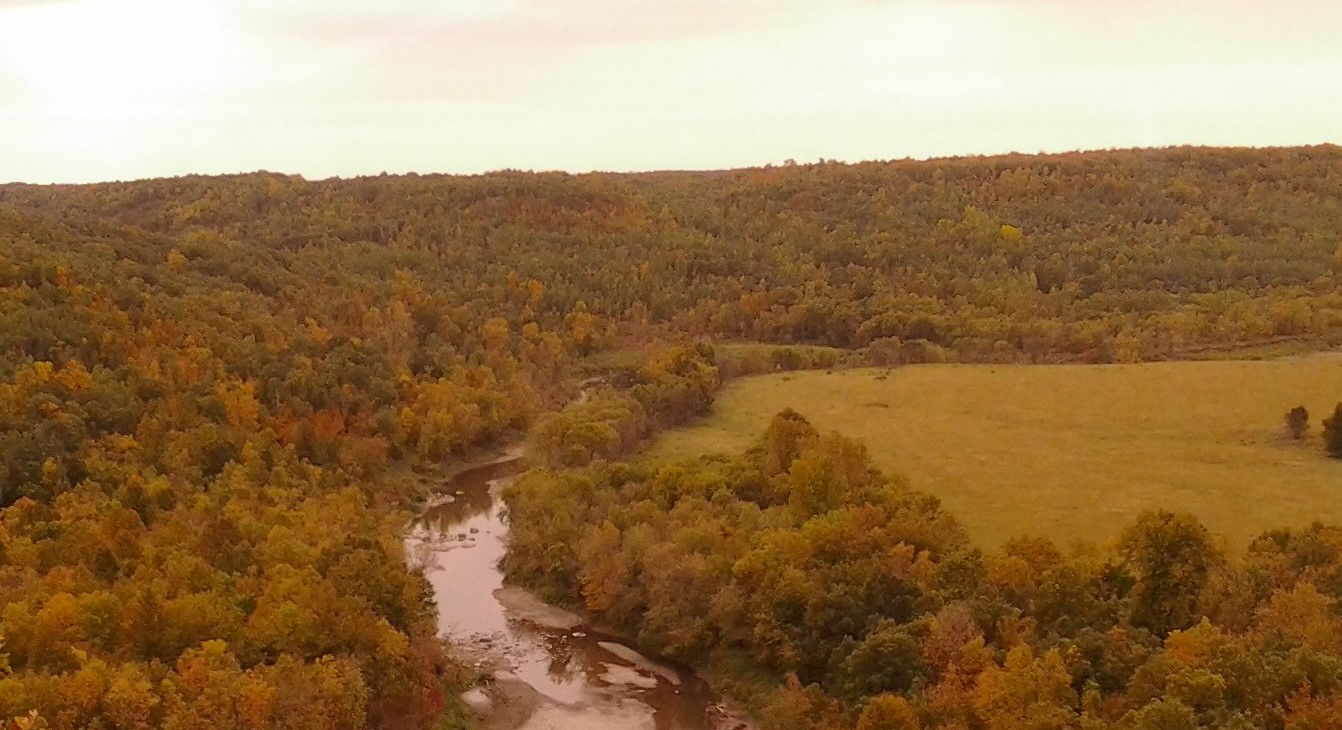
(645, 355, 1342, 549)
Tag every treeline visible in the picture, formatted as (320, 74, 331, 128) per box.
(529, 345, 720, 467)
(5, 145, 1342, 363)
(504, 409, 1342, 730)
(529, 343, 845, 467)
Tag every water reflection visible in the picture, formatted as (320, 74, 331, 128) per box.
(419, 457, 517, 527)
(407, 456, 736, 730)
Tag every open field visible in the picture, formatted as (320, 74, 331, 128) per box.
(645, 354, 1342, 549)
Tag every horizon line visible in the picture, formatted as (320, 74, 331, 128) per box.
(4, 141, 1339, 187)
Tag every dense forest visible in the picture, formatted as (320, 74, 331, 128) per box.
(1, 145, 1341, 728)
(511, 403, 1342, 729)
(6, 145, 1342, 363)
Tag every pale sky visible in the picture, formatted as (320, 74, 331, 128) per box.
(1, 0, 1340, 183)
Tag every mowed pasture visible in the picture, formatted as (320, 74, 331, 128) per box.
(645, 355, 1342, 549)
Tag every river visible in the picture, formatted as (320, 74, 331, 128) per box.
(405, 451, 754, 730)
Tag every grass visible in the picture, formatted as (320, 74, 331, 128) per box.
(644, 354, 1342, 549)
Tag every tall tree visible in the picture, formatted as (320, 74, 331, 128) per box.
(1118, 511, 1220, 636)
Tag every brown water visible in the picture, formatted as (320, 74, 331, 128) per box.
(406, 455, 750, 730)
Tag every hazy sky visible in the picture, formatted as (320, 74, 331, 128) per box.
(2, 0, 1340, 183)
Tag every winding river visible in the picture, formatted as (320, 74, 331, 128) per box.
(405, 452, 753, 730)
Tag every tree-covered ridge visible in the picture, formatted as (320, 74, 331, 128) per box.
(505, 408, 1342, 730)
(0, 202, 588, 727)
(0, 202, 587, 505)
(5, 145, 1342, 362)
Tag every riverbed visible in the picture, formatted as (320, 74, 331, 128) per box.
(405, 452, 754, 730)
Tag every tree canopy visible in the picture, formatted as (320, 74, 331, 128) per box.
(507, 408, 1342, 730)
(2, 145, 1342, 728)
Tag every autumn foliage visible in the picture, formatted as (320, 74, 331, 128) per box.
(507, 410, 1342, 729)
(3, 145, 1342, 728)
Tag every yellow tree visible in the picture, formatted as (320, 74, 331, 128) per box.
(857, 694, 921, 730)
(972, 646, 1078, 730)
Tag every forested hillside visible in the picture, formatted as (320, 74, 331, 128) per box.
(1, 145, 1341, 728)
(0, 204, 582, 727)
(6, 145, 1342, 362)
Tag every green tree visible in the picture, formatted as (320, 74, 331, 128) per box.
(1118, 511, 1220, 636)
(1323, 403, 1342, 458)
(759, 408, 819, 478)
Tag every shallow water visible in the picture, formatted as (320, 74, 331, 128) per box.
(407, 456, 744, 730)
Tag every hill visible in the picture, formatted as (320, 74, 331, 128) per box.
(6, 145, 1342, 363)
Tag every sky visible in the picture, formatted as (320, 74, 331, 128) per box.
(1, 0, 1340, 183)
